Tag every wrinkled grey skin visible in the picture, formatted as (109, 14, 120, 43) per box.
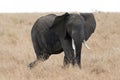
(28, 14, 63, 68)
(28, 13, 96, 69)
(80, 13, 96, 41)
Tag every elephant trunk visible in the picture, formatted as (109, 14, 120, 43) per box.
(83, 40, 90, 49)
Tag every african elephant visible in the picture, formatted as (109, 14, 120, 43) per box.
(28, 12, 96, 69)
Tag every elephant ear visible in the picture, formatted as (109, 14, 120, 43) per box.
(80, 13, 96, 41)
(50, 12, 69, 38)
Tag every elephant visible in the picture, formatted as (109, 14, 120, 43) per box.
(28, 12, 96, 69)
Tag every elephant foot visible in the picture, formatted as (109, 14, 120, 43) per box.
(28, 60, 40, 69)
(75, 64, 81, 69)
(63, 63, 70, 68)
(28, 62, 36, 69)
(28, 56, 49, 69)
(78, 64, 81, 69)
(61, 65, 69, 69)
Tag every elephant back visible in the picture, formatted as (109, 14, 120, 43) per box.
(32, 14, 56, 33)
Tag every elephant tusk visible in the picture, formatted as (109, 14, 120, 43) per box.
(83, 40, 90, 49)
(72, 39, 76, 55)
(72, 39, 75, 50)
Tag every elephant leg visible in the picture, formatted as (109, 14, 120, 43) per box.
(60, 38, 75, 67)
(63, 56, 70, 68)
(75, 42, 82, 68)
(28, 35, 50, 69)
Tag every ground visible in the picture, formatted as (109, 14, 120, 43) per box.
(0, 12, 120, 80)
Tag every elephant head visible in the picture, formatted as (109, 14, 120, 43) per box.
(50, 13, 96, 40)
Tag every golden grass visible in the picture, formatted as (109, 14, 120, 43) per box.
(0, 13, 120, 80)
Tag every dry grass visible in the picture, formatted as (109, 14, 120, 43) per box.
(0, 12, 120, 80)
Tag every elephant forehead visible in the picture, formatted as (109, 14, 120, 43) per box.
(66, 21, 84, 29)
(67, 17, 84, 25)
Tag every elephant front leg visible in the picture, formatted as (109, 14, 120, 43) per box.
(63, 55, 70, 68)
(63, 49, 75, 67)
(60, 38, 75, 68)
